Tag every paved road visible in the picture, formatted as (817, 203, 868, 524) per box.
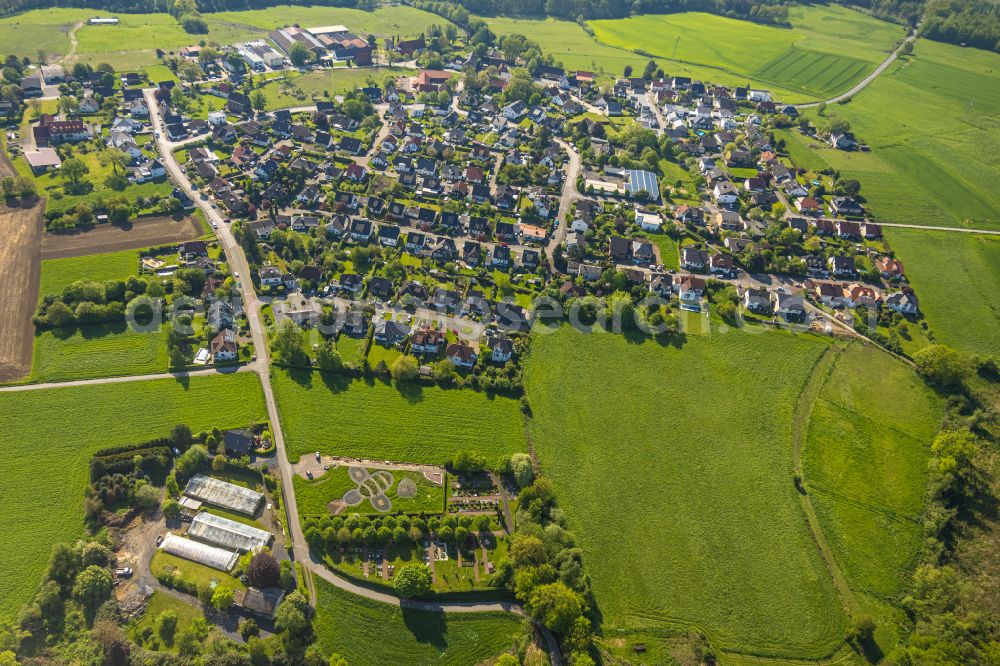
(0, 364, 252, 392)
(794, 26, 918, 109)
(546, 138, 582, 270)
(146, 89, 563, 664)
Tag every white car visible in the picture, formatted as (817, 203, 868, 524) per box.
(211, 222, 217, 229)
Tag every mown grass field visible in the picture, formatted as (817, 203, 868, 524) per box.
(295, 466, 446, 518)
(801, 40, 1000, 231)
(584, 5, 901, 99)
(38, 249, 139, 299)
(885, 229, 1000, 356)
(257, 67, 416, 109)
(272, 370, 526, 465)
(208, 5, 450, 36)
(524, 325, 846, 658)
(313, 579, 525, 666)
(31, 324, 168, 382)
(0, 373, 266, 620)
(804, 343, 942, 598)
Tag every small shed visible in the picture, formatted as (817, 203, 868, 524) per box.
(234, 587, 285, 619)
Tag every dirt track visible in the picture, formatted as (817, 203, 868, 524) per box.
(41, 215, 203, 260)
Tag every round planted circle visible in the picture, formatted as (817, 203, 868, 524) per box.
(342, 489, 363, 506)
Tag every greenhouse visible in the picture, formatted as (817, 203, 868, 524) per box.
(159, 533, 239, 571)
(188, 512, 273, 553)
(183, 474, 264, 516)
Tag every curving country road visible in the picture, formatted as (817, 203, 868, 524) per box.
(794, 25, 919, 109)
(144, 90, 563, 664)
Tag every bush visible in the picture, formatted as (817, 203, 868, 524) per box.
(393, 563, 432, 598)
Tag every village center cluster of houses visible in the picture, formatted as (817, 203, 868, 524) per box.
(10, 18, 922, 371)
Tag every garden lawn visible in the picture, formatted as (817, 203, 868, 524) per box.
(801, 40, 1000, 231)
(31, 323, 168, 382)
(272, 369, 526, 466)
(295, 467, 446, 519)
(208, 5, 449, 36)
(131, 591, 206, 652)
(804, 342, 942, 597)
(883, 229, 1000, 356)
(313, 579, 525, 666)
(38, 249, 140, 300)
(15, 146, 174, 215)
(150, 551, 244, 591)
(524, 325, 846, 658)
(585, 6, 901, 100)
(0, 373, 266, 620)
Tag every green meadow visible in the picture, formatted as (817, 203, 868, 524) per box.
(481, 16, 647, 76)
(38, 249, 140, 301)
(313, 580, 525, 666)
(208, 5, 450, 36)
(800, 40, 1000, 231)
(31, 324, 168, 383)
(885, 229, 1000, 356)
(0, 373, 266, 620)
(0, 8, 87, 60)
(272, 369, 527, 466)
(804, 343, 942, 598)
(524, 324, 846, 658)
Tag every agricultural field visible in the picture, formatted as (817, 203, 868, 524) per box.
(0, 372, 267, 620)
(40, 215, 204, 261)
(31, 323, 168, 383)
(313, 579, 526, 666)
(884, 229, 1000, 356)
(0, 202, 42, 384)
(256, 67, 416, 110)
(523, 325, 848, 658)
(272, 369, 526, 466)
(294, 466, 447, 518)
(208, 5, 451, 36)
(583, 5, 902, 99)
(801, 40, 1000, 231)
(804, 343, 942, 598)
